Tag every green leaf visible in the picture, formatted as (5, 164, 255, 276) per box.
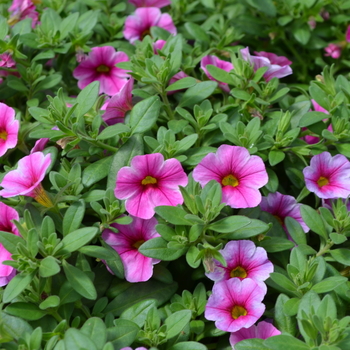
(107, 319, 139, 348)
(79, 245, 117, 260)
(179, 81, 217, 108)
(206, 65, 235, 84)
(223, 219, 269, 239)
(269, 88, 290, 103)
(76, 81, 100, 117)
(246, 0, 276, 16)
(269, 272, 297, 293)
(64, 328, 98, 350)
(282, 298, 301, 316)
(97, 124, 130, 140)
(82, 156, 113, 187)
(264, 335, 309, 349)
(34, 73, 62, 92)
(5, 302, 46, 321)
(168, 342, 208, 350)
(62, 260, 97, 300)
(268, 150, 285, 166)
(0, 15, 8, 40)
(81, 317, 107, 350)
(335, 143, 350, 158)
(275, 294, 297, 335)
(59, 281, 81, 305)
(129, 96, 160, 135)
(293, 25, 311, 45)
(299, 111, 328, 127)
(235, 338, 270, 350)
(259, 237, 294, 252)
(3, 271, 36, 303)
(300, 205, 328, 239)
(184, 22, 209, 42)
(0, 230, 25, 254)
(311, 276, 347, 293)
(60, 227, 98, 254)
(155, 206, 193, 225)
(165, 310, 192, 339)
(62, 199, 85, 236)
(165, 77, 197, 91)
(139, 237, 187, 260)
(39, 256, 61, 278)
(0, 312, 33, 339)
(285, 217, 307, 245)
(120, 299, 157, 327)
(208, 216, 251, 233)
(39, 295, 60, 309)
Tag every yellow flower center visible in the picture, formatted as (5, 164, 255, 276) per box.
(273, 215, 283, 225)
(96, 65, 110, 73)
(222, 174, 239, 187)
(317, 176, 329, 187)
(0, 130, 8, 140)
(230, 266, 248, 279)
(231, 305, 248, 319)
(132, 240, 145, 249)
(141, 176, 157, 186)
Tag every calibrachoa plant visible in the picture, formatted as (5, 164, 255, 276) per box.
(1, 0, 350, 350)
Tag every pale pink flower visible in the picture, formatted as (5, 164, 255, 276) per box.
(102, 216, 160, 283)
(260, 192, 309, 239)
(123, 7, 177, 44)
(0, 103, 19, 157)
(303, 152, 350, 199)
(193, 145, 268, 209)
(102, 78, 133, 126)
(8, 0, 39, 28)
(0, 202, 19, 287)
(206, 240, 273, 283)
(0, 152, 52, 207)
(129, 0, 170, 7)
(200, 55, 234, 92)
(230, 321, 281, 349)
(205, 278, 266, 332)
(346, 25, 350, 42)
(324, 43, 342, 59)
(115, 153, 188, 219)
(241, 47, 292, 81)
(73, 46, 130, 96)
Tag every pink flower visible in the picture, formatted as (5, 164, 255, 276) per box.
(206, 240, 273, 283)
(0, 53, 16, 69)
(73, 46, 130, 96)
(102, 78, 134, 126)
(153, 39, 166, 53)
(324, 43, 342, 59)
(129, 0, 171, 8)
(0, 103, 19, 157)
(0, 152, 52, 207)
(102, 216, 161, 283)
(0, 202, 19, 287)
(193, 145, 268, 209)
(229, 321, 281, 349)
(205, 278, 266, 332)
(200, 55, 234, 92)
(260, 192, 309, 238)
(121, 347, 148, 350)
(123, 7, 177, 44)
(115, 153, 188, 219)
(241, 47, 292, 81)
(303, 152, 350, 199)
(8, 0, 39, 28)
(346, 25, 350, 43)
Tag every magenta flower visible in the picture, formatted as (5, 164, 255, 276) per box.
(240, 47, 292, 81)
(0, 202, 19, 287)
(0, 103, 19, 157)
(102, 78, 134, 126)
(260, 192, 309, 238)
(205, 278, 266, 332)
(121, 347, 147, 350)
(153, 39, 166, 53)
(206, 240, 273, 283)
(229, 321, 281, 349)
(102, 216, 161, 283)
(303, 152, 350, 199)
(346, 25, 350, 43)
(129, 0, 171, 8)
(115, 153, 188, 219)
(123, 8, 177, 44)
(201, 55, 234, 92)
(0, 152, 53, 207)
(193, 145, 268, 209)
(8, 0, 39, 28)
(324, 43, 342, 59)
(73, 46, 130, 96)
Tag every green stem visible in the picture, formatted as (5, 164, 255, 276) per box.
(91, 140, 119, 153)
(316, 241, 334, 257)
(160, 90, 175, 120)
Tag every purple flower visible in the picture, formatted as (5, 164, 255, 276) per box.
(205, 278, 266, 332)
(115, 153, 188, 219)
(123, 8, 177, 44)
(230, 321, 281, 349)
(324, 43, 342, 59)
(73, 46, 130, 96)
(0, 103, 19, 157)
(8, 0, 39, 28)
(206, 240, 273, 283)
(303, 152, 350, 199)
(153, 39, 166, 53)
(200, 55, 234, 92)
(346, 25, 350, 43)
(193, 145, 268, 209)
(102, 216, 160, 282)
(241, 47, 292, 81)
(129, 0, 171, 8)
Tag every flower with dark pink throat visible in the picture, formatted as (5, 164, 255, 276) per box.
(205, 278, 266, 332)
(123, 7, 177, 44)
(201, 55, 234, 92)
(102, 78, 134, 126)
(193, 145, 268, 208)
(0, 202, 19, 287)
(0, 103, 19, 157)
(240, 47, 292, 81)
(260, 192, 309, 238)
(324, 43, 342, 59)
(206, 240, 273, 284)
(303, 152, 350, 199)
(129, 0, 171, 8)
(73, 46, 130, 96)
(115, 153, 188, 219)
(0, 152, 53, 207)
(229, 321, 281, 349)
(8, 0, 39, 28)
(102, 216, 160, 283)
